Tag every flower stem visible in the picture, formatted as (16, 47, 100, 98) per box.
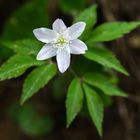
(69, 68, 82, 82)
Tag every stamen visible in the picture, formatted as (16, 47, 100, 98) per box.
(53, 35, 69, 49)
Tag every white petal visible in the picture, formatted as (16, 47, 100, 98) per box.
(37, 44, 57, 60)
(70, 39, 88, 54)
(56, 49, 70, 73)
(53, 18, 67, 33)
(68, 22, 86, 40)
(33, 28, 57, 43)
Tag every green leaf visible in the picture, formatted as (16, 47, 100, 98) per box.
(75, 5, 97, 38)
(83, 72, 127, 97)
(21, 64, 57, 105)
(0, 46, 12, 60)
(0, 55, 43, 81)
(87, 22, 140, 43)
(83, 84, 104, 137)
(66, 78, 84, 127)
(73, 55, 102, 76)
(3, 39, 42, 56)
(84, 46, 129, 75)
(99, 92, 112, 107)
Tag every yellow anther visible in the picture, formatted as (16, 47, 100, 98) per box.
(56, 36, 67, 46)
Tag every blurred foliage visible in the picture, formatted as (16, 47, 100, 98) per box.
(59, 0, 86, 16)
(8, 103, 54, 136)
(1, 0, 49, 41)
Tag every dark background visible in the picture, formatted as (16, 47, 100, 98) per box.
(0, 0, 140, 140)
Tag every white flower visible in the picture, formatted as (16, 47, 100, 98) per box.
(33, 18, 88, 73)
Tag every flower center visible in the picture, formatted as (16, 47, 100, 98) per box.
(57, 36, 67, 45)
(53, 36, 69, 48)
